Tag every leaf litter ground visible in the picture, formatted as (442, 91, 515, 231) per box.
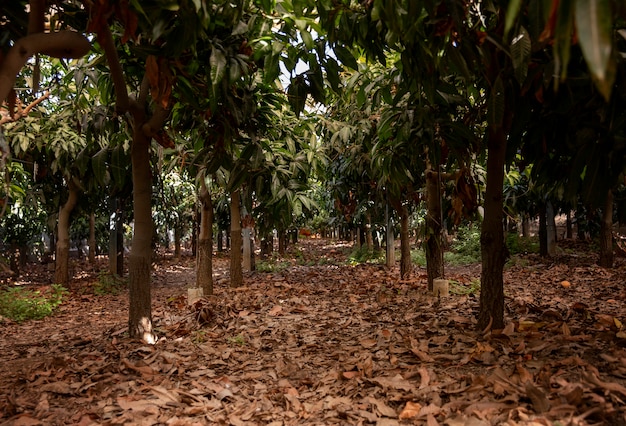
(1, 239, 626, 425)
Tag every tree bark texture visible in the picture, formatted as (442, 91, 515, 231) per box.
(546, 201, 556, 256)
(599, 189, 614, 268)
(174, 226, 181, 258)
(539, 202, 548, 257)
(278, 230, 287, 255)
(425, 169, 444, 291)
(392, 201, 412, 280)
(55, 178, 79, 285)
(196, 180, 214, 295)
(478, 125, 507, 332)
(229, 190, 243, 288)
(385, 202, 395, 268)
(88, 211, 96, 265)
(128, 128, 155, 342)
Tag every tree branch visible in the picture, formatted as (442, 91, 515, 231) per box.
(28, 0, 46, 34)
(96, 24, 129, 114)
(142, 104, 170, 137)
(0, 91, 50, 125)
(0, 31, 91, 110)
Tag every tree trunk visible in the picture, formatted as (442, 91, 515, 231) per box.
(425, 169, 444, 291)
(128, 128, 155, 343)
(477, 125, 507, 332)
(546, 201, 556, 256)
(365, 212, 373, 251)
(397, 203, 412, 280)
(229, 189, 243, 287)
(521, 213, 530, 238)
(385, 202, 395, 268)
(88, 211, 96, 265)
(278, 229, 286, 255)
(55, 178, 79, 286)
(243, 226, 252, 271)
(109, 197, 124, 276)
(599, 189, 614, 268)
(217, 228, 224, 252)
(242, 211, 254, 271)
(191, 208, 198, 257)
(565, 211, 573, 239)
(260, 233, 273, 259)
(174, 226, 181, 258)
(196, 179, 213, 295)
(539, 202, 548, 257)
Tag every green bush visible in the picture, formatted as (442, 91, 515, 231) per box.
(450, 224, 482, 258)
(348, 246, 385, 265)
(94, 272, 127, 295)
(256, 260, 291, 273)
(506, 233, 539, 255)
(0, 284, 67, 322)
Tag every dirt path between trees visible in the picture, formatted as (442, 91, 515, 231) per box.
(1, 239, 626, 425)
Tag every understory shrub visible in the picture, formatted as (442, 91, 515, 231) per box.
(94, 272, 127, 295)
(0, 284, 67, 322)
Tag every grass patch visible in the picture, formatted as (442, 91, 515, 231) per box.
(449, 278, 480, 295)
(506, 233, 539, 255)
(0, 284, 67, 322)
(348, 246, 385, 265)
(256, 260, 292, 273)
(94, 272, 127, 295)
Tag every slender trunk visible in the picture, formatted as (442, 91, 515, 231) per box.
(425, 169, 444, 291)
(128, 127, 154, 342)
(599, 189, 614, 268)
(217, 228, 224, 252)
(366, 212, 373, 251)
(539, 202, 548, 257)
(109, 197, 124, 276)
(9, 242, 19, 275)
(278, 229, 286, 255)
(385, 202, 395, 268)
(55, 178, 79, 286)
(521, 213, 530, 238)
(565, 211, 573, 239)
(243, 226, 252, 271)
(174, 225, 181, 258)
(260, 233, 273, 259)
(356, 226, 362, 248)
(398, 203, 412, 280)
(478, 125, 507, 332)
(191, 207, 198, 257)
(229, 189, 243, 287)
(242, 212, 253, 271)
(196, 179, 213, 295)
(88, 211, 96, 265)
(546, 201, 556, 256)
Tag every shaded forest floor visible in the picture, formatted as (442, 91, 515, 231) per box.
(1, 238, 626, 425)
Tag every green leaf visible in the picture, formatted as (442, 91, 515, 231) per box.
(505, 0, 523, 38)
(511, 26, 531, 84)
(554, 0, 575, 81)
(210, 47, 227, 89)
(264, 53, 280, 84)
(301, 29, 314, 49)
(334, 45, 358, 70)
(91, 147, 109, 186)
(575, 0, 614, 100)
